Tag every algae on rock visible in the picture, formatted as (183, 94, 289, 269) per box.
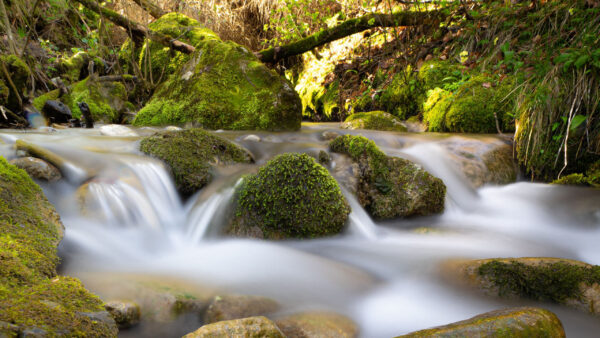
(342, 111, 407, 132)
(0, 156, 117, 336)
(229, 153, 350, 239)
(330, 135, 446, 219)
(139, 128, 253, 197)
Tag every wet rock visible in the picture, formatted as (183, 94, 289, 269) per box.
(439, 136, 517, 188)
(330, 135, 446, 219)
(132, 14, 301, 131)
(321, 131, 340, 141)
(275, 311, 358, 338)
(204, 294, 280, 324)
(442, 257, 600, 317)
(105, 301, 141, 329)
(9, 157, 61, 182)
(183, 316, 285, 338)
(341, 111, 407, 132)
(139, 129, 253, 197)
(227, 153, 350, 239)
(76, 311, 117, 328)
(78, 102, 94, 128)
(0, 320, 20, 337)
(243, 134, 261, 142)
(399, 307, 565, 337)
(42, 100, 72, 124)
(99, 124, 138, 137)
(165, 126, 182, 131)
(20, 327, 47, 337)
(15, 139, 65, 176)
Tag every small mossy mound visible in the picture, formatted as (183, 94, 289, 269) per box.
(423, 75, 516, 133)
(140, 13, 220, 82)
(0, 156, 117, 336)
(133, 26, 302, 130)
(329, 135, 446, 219)
(0, 54, 32, 112)
(418, 59, 464, 91)
(342, 111, 407, 132)
(33, 77, 130, 123)
(399, 307, 565, 338)
(551, 161, 600, 187)
(378, 69, 425, 120)
(229, 153, 350, 239)
(139, 129, 252, 197)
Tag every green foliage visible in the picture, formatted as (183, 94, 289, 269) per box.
(418, 60, 465, 91)
(379, 69, 424, 120)
(231, 153, 350, 239)
(478, 260, 600, 304)
(139, 129, 252, 197)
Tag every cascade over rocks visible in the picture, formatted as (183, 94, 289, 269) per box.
(139, 128, 253, 197)
(399, 307, 565, 337)
(228, 152, 350, 239)
(131, 13, 302, 131)
(0, 156, 118, 336)
(330, 135, 446, 219)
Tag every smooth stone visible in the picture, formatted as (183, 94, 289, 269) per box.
(105, 301, 141, 329)
(42, 99, 72, 123)
(9, 157, 61, 182)
(204, 294, 280, 324)
(275, 311, 358, 338)
(243, 134, 261, 142)
(183, 316, 285, 338)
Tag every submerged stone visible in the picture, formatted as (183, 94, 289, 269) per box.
(398, 307, 565, 337)
(341, 111, 407, 132)
(330, 135, 446, 219)
(139, 128, 252, 197)
(183, 316, 285, 338)
(275, 311, 358, 338)
(204, 294, 280, 324)
(132, 14, 301, 131)
(9, 157, 61, 182)
(228, 153, 350, 239)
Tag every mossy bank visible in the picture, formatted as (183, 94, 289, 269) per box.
(0, 156, 117, 336)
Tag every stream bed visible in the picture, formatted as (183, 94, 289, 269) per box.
(2, 124, 600, 337)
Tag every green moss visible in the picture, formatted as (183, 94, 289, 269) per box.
(418, 60, 464, 91)
(329, 135, 446, 219)
(342, 111, 407, 131)
(551, 173, 589, 186)
(478, 260, 600, 303)
(423, 88, 452, 132)
(0, 156, 117, 336)
(58, 51, 90, 83)
(139, 129, 252, 197)
(139, 13, 219, 82)
(134, 37, 302, 130)
(0, 55, 32, 111)
(378, 69, 425, 120)
(230, 153, 350, 239)
(32, 89, 61, 112)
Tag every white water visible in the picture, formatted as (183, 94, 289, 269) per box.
(2, 126, 600, 337)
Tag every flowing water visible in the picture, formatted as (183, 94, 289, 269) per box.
(2, 124, 600, 337)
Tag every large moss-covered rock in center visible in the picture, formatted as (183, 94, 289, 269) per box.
(0, 156, 117, 336)
(132, 14, 302, 130)
(228, 153, 350, 239)
(330, 135, 446, 219)
(139, 129, 253, 197)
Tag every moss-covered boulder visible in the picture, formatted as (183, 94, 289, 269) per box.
(139, 129, 252, 197)
(0, 156, 118, 336)
(442, 257, 600, 317)
(418, 59, 464, 91)
(183, 316, 285, 338)
(140, 13, 220, 82)
(33, 76, 131, 123)
(132, 14, 301, 130)
(330, 135, 446, 219)
(228, 153, 350, 239)
(423, 75, 516, 134)
(341, 111, 407, 132)
(204, 294, 279, 324)
(378, 69, 425, 120)
(0, 54, 32, 112)
(399, 307, 565, 337)
(275, 311, 358, 338)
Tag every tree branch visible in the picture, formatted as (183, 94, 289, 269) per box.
(73, 0, 195, 54)
(131, 0, 166, 19)
(257, 10, 445, 63)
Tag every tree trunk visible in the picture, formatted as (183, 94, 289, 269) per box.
(131, 0, 166, 19)
(73, 0, 194, 54)
(257, 10, 444, 63)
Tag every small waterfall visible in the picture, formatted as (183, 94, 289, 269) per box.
(185, 187, 236, 242)
(343, 188, 380, 239)
(81, 158, 183, 229)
